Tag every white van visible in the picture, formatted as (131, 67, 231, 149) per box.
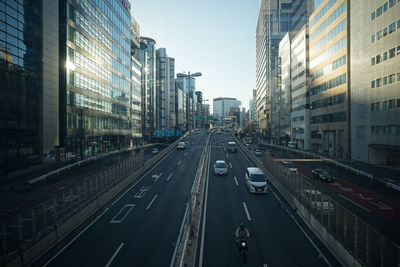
(245, 167, 268, 194)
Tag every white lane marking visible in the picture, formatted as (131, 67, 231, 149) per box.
(226, 153, 229, 158)
(242, 202, 252, 221)
(152, 172, 163, 182)
(109, 204, 135, 223)
(167, 172, 173, 181)
(234, 176, 239, 186)
(43, 207, 109, 267)
(229, 162, 232, 169)
(184, 152, 187, 156)
(199, 142, 212, 267)
(177, 160, 182, 166)
(264, 264, 268, 267)
(134, 185, 150, 198)
(111, 147, 175, 206)
(338, 194, 371, 212)
(146, 194, 158, 210)
(105, 242, 124, 267)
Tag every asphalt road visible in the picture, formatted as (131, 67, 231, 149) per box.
(35, 131, 207, 267)
(200, 131, 338, 267)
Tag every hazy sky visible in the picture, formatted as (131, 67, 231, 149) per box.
(131, 0, 260, 110)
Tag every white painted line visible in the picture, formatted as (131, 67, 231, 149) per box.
(109, 204, 135, 223)
(264, 264, 268, 267)
(229, 162, 232, 169)
(146, 194, 158, 210)
(184, 152, 187, 156)
(226, 153, 228, 158)
(105, 242, 124, 267)
(242, 202, 251, 221)
(43, 207, 109, 267)
(177, 160, 182, 166)
(111, 148, 175, 206)
(338, 194, 371, 212)
(167, 172, 173, 181)
(234, 176, 239, 186)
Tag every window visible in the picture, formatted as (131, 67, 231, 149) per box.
(389, 99, 395, 109)
(383, 27, 388, 37)
(397, 46, 400, 55)
(383, 51, 388, 60)
(398, 72, 400, 81)
(376, 54, 382, 63)
(389, 74, 395, 83)
(390, 0, 396, 7)
(371, 11, 375, 20)
(389, 22, 396, 33)
(397, 99, 400, 108)
(377, 6, 382, 16)
(371, 34, 375, 43)
(384, 2, 388, 11)
(383, 101, 387, 109)
(398, 19, 400, 29)
(389, 48, 395, 58)
(383, 76, 387, 85)
(371, 57, 375, 65)
(376, 78, 382, 87)
(371, 103, 375, 111)
(371, 80, 375, 88)
(377, 30, 382, 40)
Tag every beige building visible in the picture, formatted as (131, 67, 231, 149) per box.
(309, 0, 349, 158)
(350, 0, 400, 166)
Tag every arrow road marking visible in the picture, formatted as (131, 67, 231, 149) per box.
(152, 173, 163, 182)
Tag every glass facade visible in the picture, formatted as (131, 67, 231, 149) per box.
(61, 0, 133, 157)
(0, 0, 42, 173)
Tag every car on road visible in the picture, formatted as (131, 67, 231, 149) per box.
(281, 161, 297, 172)
(227, 142, 237, 153)
(288, 141, 297, 149)
(245, 167, 268, 193)
(177, 142, 186, 149)
(254, 149, 262, 157)
(151, 148, 159, 154)
(216, 129, 222, 134)
(312, 169, 335, 183)
(214, 160, 228, 176)
(301, 189, 334, 214)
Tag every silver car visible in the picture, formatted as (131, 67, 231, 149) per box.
(214, 160, 228, 176)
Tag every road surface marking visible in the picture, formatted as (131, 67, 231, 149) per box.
(167, 172, 173, 181)
(134, 185, 151, 198)
(370, 201, 393, 210)
(226, 153, 229, 158)
(264, 264, 268, 267)
(146, 194, 158, 210)
(184, 152, 187, 156)
(110, 204, 135, 223)
(177, 160, 182, 166)
(229, 162, 232, 169)
(338, 195, 370, 212)
(105, 242, 124, 267)
(352, 192, 373, 200)
(234, 176, 239, 186)
(43, 207, 109, 267)
(242, 202, 251, 221)
(152, 172, 163, 182)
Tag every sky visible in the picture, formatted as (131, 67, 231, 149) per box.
(131, 0, 261, 110)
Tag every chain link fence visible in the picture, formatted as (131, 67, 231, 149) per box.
(263, 152, 399, 267)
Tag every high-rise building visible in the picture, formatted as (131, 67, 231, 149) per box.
(309, 0, 349, 158)
(350, 0, 400, 166)
(290, 25, 310, 150)
(135, 37, 156, 142)
(156, 48, 175, 133)
(176, 75, 196, 131)
(249, 89, 257, 123)
(213, 97, 241, 124)
(256, 0, 313, 139)
(195, 91, 204, 128)
(1, 0, 59, 174)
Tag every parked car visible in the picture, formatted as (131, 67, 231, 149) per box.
(245, 167, 268, 193)
(254, 149, 262, 156)
(281, 161, 297, 172)
(312, 169, 335, 183)
(177, 142, 186, 149)
(301, 189, 334, 214)
(214, 160, 228, 176)
(288, 141, 297, 149)
(151, 148, 159, 154)
(227, 142, 238, 153)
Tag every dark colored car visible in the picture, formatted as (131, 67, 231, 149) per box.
(312, 169, 335, 183)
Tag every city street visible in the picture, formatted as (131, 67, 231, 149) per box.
(200, 131, 338, 266)
(35, 131, 207, 267)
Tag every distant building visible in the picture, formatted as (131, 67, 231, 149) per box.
(249, 89, 257, 122)
(176, 75, 196, 131)
(213, 97, 241, 124)
(350, 0, 400, 166)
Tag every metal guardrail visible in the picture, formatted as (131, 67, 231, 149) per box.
(234, 135, 399, 267)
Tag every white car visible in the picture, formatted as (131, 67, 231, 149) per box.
(281, 161, 297, 172)
(245, 167, 268, 194)
(177, 142, 186, 149)
(151, 148, 159, 154)
(254, 149, 262, 156)
(301, 189, 334, 214)
(288, 141, 297, 149)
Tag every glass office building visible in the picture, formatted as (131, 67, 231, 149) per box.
(60, 0, 133, 158)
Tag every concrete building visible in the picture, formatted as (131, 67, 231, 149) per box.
(213, 97, 241, 125)
(249, 89, 257, 123)
(350, 0, 400, 166)
(290, 25, 310, 150)
(195, 91, 204, 128)
(156, 48, 175, 134)
(309, 0, 349, 158)
(256, 0, 313, 140)
(176, 75, 196, 131)
(0, 0, 59, 174)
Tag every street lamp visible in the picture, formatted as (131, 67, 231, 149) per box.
(176, 72, 202, 133)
